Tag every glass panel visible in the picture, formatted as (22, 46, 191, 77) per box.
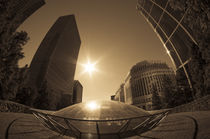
(150, 4, 163, 23)
(166, 42, 181, 67)
(144, 0, 153, 13)
(166, 3, 184, 22)
(137, 0, 145, 6)
(141, 9, 148, 18)
(156, 26, 167, 43)
(98, 121, 126, 134)
(154, 0, 168, 8)
(176, 67, 187, 81)
(183, 63, 192, 82)
(180, 18, 195, 40)
(159, 12, 177, 37)
(170, 26, 193, 62)
(148, 17, 156, 28)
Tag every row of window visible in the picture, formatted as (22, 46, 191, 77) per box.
(132, 63, 170, 73)
(134, 97, 152, 104)
(131, 73, 172, 97)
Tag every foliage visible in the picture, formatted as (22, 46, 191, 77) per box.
(34, 80, 50, 110)
(15, 87, 33, 106)
(168, 0, 210, 97)
(162, 75, 186, 108)
(176, 69, 193, 102)
(151, 84, 161, 110)
(0, 0, 29, 100)
(188, 44, 205, 97)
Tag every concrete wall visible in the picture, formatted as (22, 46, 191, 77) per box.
(170, 95, 210, 113)
(0, 100, 31, 113)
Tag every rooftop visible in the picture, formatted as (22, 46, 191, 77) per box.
(32, 100, 168, 138)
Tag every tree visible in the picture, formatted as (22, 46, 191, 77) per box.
(162, 75, 175, 108)
(151, 84, 161, 110)
(176, 69, 193, 103)
(15, 87, 33, 106)
(168, 0, 210, 97)
(0, 0, 29, 100)
(188, 44, 205, 97)
(162, 74, 187, 108)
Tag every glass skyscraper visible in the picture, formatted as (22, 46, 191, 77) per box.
(136, 0, 197, 88)
(28, 15, 81, 108)
(11, 0, 45, 31)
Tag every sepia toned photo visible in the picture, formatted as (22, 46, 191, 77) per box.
(0, 0, 209, 138)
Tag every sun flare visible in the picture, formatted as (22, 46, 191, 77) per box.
(86, 101, 100, 110)
(81, 60, 97, 76)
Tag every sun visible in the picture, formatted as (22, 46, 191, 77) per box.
(82, 60, 97, 76)
(86, 101, 100, 111)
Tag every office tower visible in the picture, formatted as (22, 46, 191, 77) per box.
(110, 95, 115, 101)
(8, 0, 45, 31)
(28, 15, 81, 108)
(124, 61, 175, 110)
(112, 84, 125, 102)
(72, 80, 83, 104)
(136, 0, 197, 88)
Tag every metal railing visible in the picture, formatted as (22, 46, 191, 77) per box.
(31, 109, 169, 139)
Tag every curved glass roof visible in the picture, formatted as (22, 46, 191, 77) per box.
(53, 100, 149, 120)
(32, 101, 169, 138)
(136, 0, 196, 88)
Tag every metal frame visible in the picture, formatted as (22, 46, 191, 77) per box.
(31, 109, 169, 139)
(136, 0, 196, 89)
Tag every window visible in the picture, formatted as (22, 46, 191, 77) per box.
(166, 42, 181, 67)
(166, 4, 184, 22)
(154, 0, 168, 8)
(156, 26, 167, 43)
(170, 26, 193, 62)
(144, 0, 153, 13)
(159, 12, 177, 37)
(150, 4, 163, 23)
(148, 17, 157, 28)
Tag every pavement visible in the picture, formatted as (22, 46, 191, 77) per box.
(0, 111, 210, 139)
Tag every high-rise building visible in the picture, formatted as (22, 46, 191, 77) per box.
(72, 80, 83, 104)
(112, 84, 125, 102)
(136, 0, 197, 88)
(28, 15, 81, 107)
(9, 0, 45, 31)
(110, 95, 115, 101)
(124, 61, 175, 110)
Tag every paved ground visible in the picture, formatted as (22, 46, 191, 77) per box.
(133, 111, 210, 139)
(0, 113, 63, 139)
(0, 111, 210, 139)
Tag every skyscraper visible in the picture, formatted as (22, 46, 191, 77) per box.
(9, 0, 45, 31)
(72, 80, 83, 104)
(112, 84, 125, 102)
(28, 15, 81, 106)
(136, 0, 197, 88)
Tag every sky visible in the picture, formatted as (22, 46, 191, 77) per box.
(18, 0, 174, 102)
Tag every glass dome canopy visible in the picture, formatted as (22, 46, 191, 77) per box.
(53, 100, 150, 120)
(32, 100, 168, 139)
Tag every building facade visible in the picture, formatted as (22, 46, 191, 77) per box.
(28, 15, 81, 108)
(110, 95, 115, 101)
(136, 0, 197, 88)
(124, 61, 175, 110)
(9, 0, 45, 31)
(112, 84, 125, 102)
(72, 80, 83, 104)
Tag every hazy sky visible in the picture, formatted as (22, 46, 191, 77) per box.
(18, 0, 174, 102)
